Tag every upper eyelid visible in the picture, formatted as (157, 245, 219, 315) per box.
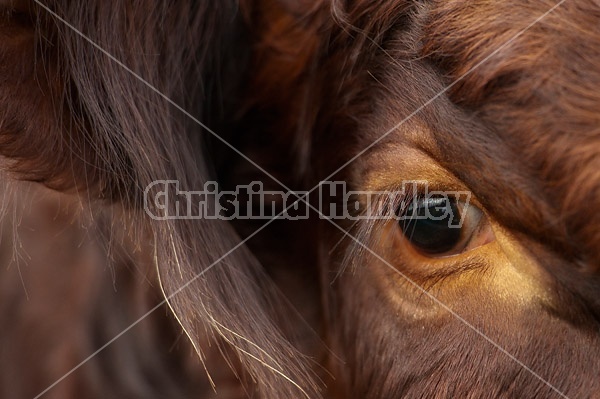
(345, 187, 481, 231)
(370, 179, 484, 211)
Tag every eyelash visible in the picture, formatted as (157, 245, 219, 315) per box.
(339, 186, 426, 270)
(353, 183, 433, 220)
(340, 182, 492, 272)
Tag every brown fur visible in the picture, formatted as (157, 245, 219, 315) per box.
(1, 0, 599, 398)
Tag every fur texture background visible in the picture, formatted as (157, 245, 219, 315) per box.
(0, 0, 598, 398)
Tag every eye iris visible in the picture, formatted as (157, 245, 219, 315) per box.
(399, 196, 461, 255)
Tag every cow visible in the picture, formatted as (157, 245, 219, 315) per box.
(0, 0, 598, 398)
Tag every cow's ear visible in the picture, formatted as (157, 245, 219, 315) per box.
(0, 1, 149, 200)
(0, 1, 244, 202)
(0, 1, 98, 194)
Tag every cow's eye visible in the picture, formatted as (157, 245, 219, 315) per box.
(397, 195, 492, 257)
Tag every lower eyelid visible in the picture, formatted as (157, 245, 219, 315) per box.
(383, 222, 486, 280)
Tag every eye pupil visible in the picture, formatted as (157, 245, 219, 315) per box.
(399, 196, 462, 255)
